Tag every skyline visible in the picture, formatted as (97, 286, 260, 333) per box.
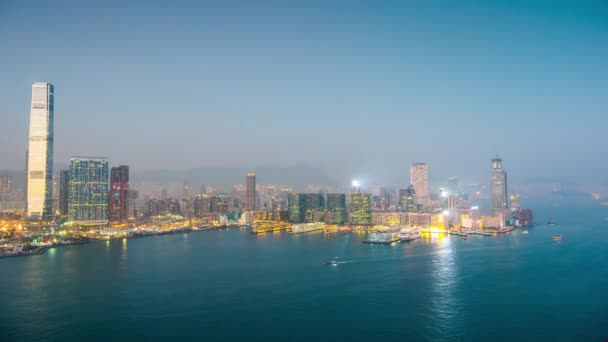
(1, 1, 607, 187)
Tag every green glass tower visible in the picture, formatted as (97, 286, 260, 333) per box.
(68, 157, 109, 226)
(326, 193, 346, 224)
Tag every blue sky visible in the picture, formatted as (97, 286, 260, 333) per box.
(1, 0, 606, 186)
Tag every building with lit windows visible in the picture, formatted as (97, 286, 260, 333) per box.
(58, 170, 69, 216)
(246, 173, 256, 211)
(68, 157, 109, 226)
(491, 156, 508, 212)
(398, 186, 416, 212)
(0, 175, 12, 193)
(410, 163, 429, 207)
(304, 193, 324, 223)
(26, 82, 54, 220)
(109, 165, 129, 222)
(350, 192, 372, 225)
(326, 193, 346, 224)
(288, 193, 305, 223)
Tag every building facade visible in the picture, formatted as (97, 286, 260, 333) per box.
(109, 165, 129, 222)
(0, 175, 12, 193)
(58, 169, 69, 216)
(350, 192, 372, 225)
(68, 157, 109, 226)
(491, 157, 508, 212)
(26, 82, 54, 220)
(410, 163, 429, 207)
(246, 173, 256, 211)
(326, 193, 346, 224)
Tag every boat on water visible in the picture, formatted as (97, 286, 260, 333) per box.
(363, 230, 400, 244)
(552, 235, 564, 241)
(324, 257, 340, 265)
(399, 229, 421, 242)
(548, 217, 556, 225)
(522, 230, 529, 234)
(462, 235, 468, 240)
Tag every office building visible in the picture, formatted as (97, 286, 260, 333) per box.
(246, 172, 256, 211)
(288, 193, 305, 223)
(326, 193, 346, 224)
(491, 156, 508, 212)
(398, 186, 416, 212)
(68, 157, 109, 226)
(350, 192, 372, 225)
(58, 169, 69, 215)
(410, 163, 429, 207)
(26, 82, 54, 220)
(109, 165, 129, 222)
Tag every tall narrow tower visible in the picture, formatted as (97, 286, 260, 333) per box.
(246, 173, 256, 211)
(109, 165, 130, 222)
(26, 82, 54, 220)
(491, 156, 508, 212)
(410, 163, 429, 207)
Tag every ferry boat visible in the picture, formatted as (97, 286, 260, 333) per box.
(290, 222, 324, 234)
(324, 257, 339, 265)
(522, 230, 529, 234)
(363, 231, 400, 244)
(547, 217, 556, 225)
(552, 235, 564, 241)
(399, 229, 421, 242)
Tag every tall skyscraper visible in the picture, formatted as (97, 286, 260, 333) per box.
(326, 193, 346, 224)
(246, 172, 256, 211)
(68, 157, 109, 226)
(26, 82, 54, 220)
(410, 163, 429, 207)
(287, 193, 305, 223)
(350, 192, 372, 225)
(491, 156, 508, 212)
(303, 193, 324, 223)
(58, 169, 69, 216)
(398, 185, 416, 212)
(109, 165, 129, 222)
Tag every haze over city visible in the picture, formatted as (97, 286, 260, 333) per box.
(1, 0, 607, 190)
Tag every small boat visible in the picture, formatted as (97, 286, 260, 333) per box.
(522, 230, 529, 234)
(552, 235, 564, 241)
(324, 257, 340, 265)
(547, 217, 556, 225)
(461, 235, 468, 240)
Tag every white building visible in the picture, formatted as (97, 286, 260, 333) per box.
(26, 82, 54, 220)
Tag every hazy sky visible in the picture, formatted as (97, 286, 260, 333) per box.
(1, 0, 607, 186)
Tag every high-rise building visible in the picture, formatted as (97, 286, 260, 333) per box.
(109, 165, 129, 222)
(246, 173, 256, 211)
(26, 82, 54, 220)
(288, 193, 305, 223)
(410, 163, 429, 207)
(58, 169, 69, 216)
(0, 175, 12, 193)
(491, 156, 508, 212)
(326, 193, 346, 224)
(398, 186, 416, 212)
(303, 193, 324, 223)
(447, 177, 459, 194)
(350, 192, 372, 225)
(68, 157, 109, 226)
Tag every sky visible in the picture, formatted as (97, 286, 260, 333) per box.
(1, 0, 607, 189)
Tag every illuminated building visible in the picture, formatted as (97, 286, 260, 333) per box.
(109, 165, 129, 222)
(288, 193, 305, 223)
(398, 186, 416, 212)
(0, 175, 12, 193)
(58, 169, 69, 215)
(68, 157, 109, 226)
(410, 163, 429, 207)
(246, 172, 256, 211)
(350, 192, 372, 225)
(509, 194, 520, 211)
(408, 213, 431, 227)
(326, 193, 346, 224)
(372, 212, 408, 226)
(26, 82, 54, 220)
(491, 156, 508, 212)
(304, 193, 324, 223)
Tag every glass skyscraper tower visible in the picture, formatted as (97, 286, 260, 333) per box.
(26, 82, 54, 220)
(68, 157, 110, 226)
(491, 156, 508, 212)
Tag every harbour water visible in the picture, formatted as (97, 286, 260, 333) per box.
(1, 199, 608, 341)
